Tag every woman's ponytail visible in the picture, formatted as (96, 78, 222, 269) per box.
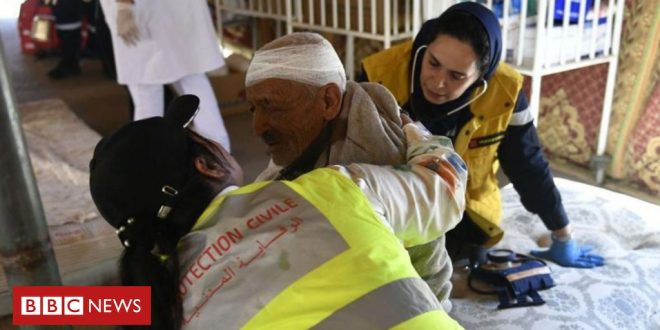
(117, 215, 182, 330)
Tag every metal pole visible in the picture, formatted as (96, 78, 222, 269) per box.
(591, 0, 625, 185)
(214, 0, 224, 46)
(0, 32, 67, 329)
(529, 0, 549, 125)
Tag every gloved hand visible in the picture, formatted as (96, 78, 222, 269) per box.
(531, 237, 605, 268)
(116, 2, 139, 46)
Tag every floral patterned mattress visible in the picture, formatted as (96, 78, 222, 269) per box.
(449, 178, 660, 329)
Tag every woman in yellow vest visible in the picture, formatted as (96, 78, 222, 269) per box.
(88, 95, 467, 329)
(360, 2, 603, 269)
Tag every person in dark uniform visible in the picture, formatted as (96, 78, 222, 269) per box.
(48, 0, 97, 79)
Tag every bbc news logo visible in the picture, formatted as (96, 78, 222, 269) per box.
(13, 286, 150, 325)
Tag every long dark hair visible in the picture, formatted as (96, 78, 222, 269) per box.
(118, 132, 230, 330)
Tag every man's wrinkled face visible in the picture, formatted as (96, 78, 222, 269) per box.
(247, 79, 326, 166)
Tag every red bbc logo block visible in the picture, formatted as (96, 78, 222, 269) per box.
(13, 286, 151, 325)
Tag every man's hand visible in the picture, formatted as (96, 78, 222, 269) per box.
(116, 2, 139, 46)
(400, 112, 412, 125)
(531, 237, 605, 268)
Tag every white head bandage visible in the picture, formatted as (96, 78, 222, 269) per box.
(245, 41, 346, 92)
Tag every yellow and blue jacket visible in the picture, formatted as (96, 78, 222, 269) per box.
(361, 40, 569, 246)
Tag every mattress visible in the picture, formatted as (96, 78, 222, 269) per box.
(0, 99, 123, 315)
(450, 178, 660, 329)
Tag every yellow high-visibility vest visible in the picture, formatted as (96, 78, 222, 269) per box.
(179, 168, 462, 329)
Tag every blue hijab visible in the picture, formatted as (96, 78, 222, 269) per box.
(408, 2, 502, 136)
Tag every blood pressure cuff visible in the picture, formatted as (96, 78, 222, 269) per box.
(468, 249, 555, 309)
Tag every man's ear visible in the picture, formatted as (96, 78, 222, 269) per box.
(193, 156, 226, 180)
(320, 83, 342, 121)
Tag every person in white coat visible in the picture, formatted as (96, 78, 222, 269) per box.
(99, 0, 231, 151)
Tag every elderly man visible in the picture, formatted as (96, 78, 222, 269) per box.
(245, 32, 456, 311)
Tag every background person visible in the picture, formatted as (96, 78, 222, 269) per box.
(47, 0, 97, 79)
(360, 2, 604, 268)
(98, 0, 230, 150)
(88, 95, 468, 329)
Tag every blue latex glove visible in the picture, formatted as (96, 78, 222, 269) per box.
(531, 237, 605, 268)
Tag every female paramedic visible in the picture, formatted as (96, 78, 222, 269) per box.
(359, 2, 604, 269)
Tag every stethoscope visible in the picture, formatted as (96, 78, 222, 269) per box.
(409, 45, 489, 117)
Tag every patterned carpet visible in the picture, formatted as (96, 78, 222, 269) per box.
(450, 178, 660, 329)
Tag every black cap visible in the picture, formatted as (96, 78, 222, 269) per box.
(89, 95, 200, 228)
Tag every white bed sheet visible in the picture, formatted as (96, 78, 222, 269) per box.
(450, 178, 660, 329)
